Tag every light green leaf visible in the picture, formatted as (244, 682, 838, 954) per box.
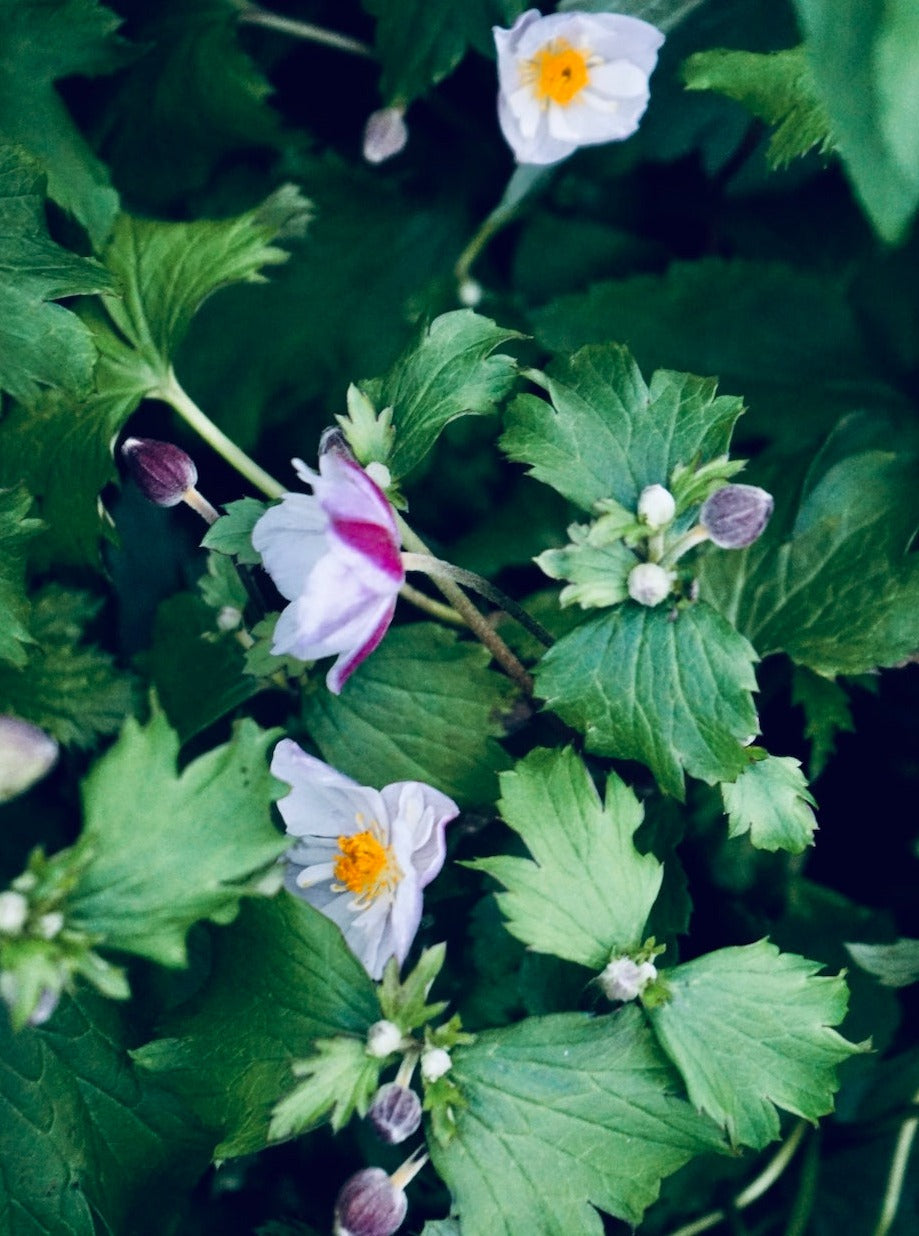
(0, 145, 113, 403)
(683, 46, 834, 168)
(362, 310, 522, 480)
(501, 344, 744, 514)
(0, 484, 42, 668)
(421, 1223, 462, 1236)
(536, 603, 759, 799)
(269, 1036, 381, 1140)
(469, 747, 662, 968)
(845, 940, 919, 989)
(791, 667, 855, 779)
(379, 944, 449, 1032)
(646, 940, 862, 1148)
(67, 709, 286, 966)
(0, 1, 126, 245)
(721, 753, 817, 854)
(134, 894, 380, 1157)
(362, 0, 525, 104)
(699, 444, 919, 676)
(430, 1008, 725, 1232)
(301, 623, 513, 806)
(0, 587, 136, 746)
(201, 497, 268, 564)
(0, 990, 207, 1236)
(793, 0, 919, 242)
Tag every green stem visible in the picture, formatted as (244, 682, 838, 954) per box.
(783, 1129, 820, 1236)
(660, 524, 710, 569)
(399, 582, 464, 626)
(153, 371, 285, 500)
(454, 164, 555, 287)
(235, 1, 374, 58)
(872, 1087, 919, 1236)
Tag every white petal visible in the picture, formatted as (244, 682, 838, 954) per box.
(547, 103, 584, 142)
(380, 781, 458, 887)
(293, 860, 336, 888)
(498, 93, 575, 165)
(271, 740, 384, 839)
(591, 59, 649, 98)
(251, 495, 329, 601)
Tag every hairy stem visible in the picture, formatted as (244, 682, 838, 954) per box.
(235, 1, 374, 58)
(399, 582, 465, 626)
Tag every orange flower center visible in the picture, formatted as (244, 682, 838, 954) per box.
(333, 825, 400, 902)
(531, 41, 591, 106)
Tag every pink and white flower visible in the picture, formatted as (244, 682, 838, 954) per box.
(252, 449, 404, 693)
(494, 9, 664, 165)
(272, 740, 459, 979)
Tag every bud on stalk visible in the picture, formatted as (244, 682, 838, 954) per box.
(699, 484, 773, 549)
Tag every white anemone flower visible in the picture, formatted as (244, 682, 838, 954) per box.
(272, 740, 459, 979)
(494, 8, 664, 165)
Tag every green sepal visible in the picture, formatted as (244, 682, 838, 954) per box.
(269, 1036, 381, 1140)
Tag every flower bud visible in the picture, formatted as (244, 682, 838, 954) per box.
(366, 1019, 404, 1058)
(627, 562, 674, 607)
(368, 1082, 422, 1144)
(637, 484, 675, 530)
(420, 1046, 452, 1083)
(363, 107, 409, 164)
(0, 716, 59, 803)
(37, 911, 64, 940)
(334, 1166, 408, 1236)
(0, 890, 28, 934)
(699, 484, 774, 549)
(599, 956, 658, 1003)
(121, 437, 197, 507)
(29, 987, 60, 1027)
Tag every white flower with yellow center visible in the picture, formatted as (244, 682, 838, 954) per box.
(272, 740, 459, 979)
(494, 9, 664, 165)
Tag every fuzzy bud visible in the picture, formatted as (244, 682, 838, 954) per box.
(37, 911, 64, 940)
(637, 484, 676, 530)
(599, 956, 658, 1003)
(0, 891, 28, 934)
(363, 107, 409, 164)
(334, 1167, 408, 1236)
(368, 1082, 423, 1144)
(0, 716, 59, 804)
(699, 484, 774, 549)
(121, 437, 197, 507)
(627, 562, 674, 607)
(420, 1046, 452, 1083)
(366, 1019, 404, 1059)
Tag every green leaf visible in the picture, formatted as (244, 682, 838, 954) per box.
(793, 0, 919, 243)
(67, 709, 286, 966)
(362, 0, 526, 104)
(201, 497, 268, 563)
(301, 623, 513, 807)
(699, 443, 919, 676)
(0, 1, 126, 245)
(134, 895, 380, 1157)
(269, 1036, 381, 1140)
(536, 603, 759, 799)
(646, 940, 862, 1149)
(430, 1008, 724, 1232)
(0, 145, 113, 403)
(0, 587, 136, 746)
(791, 667, 855, 779)
(0, 484, 41, 668)
(682, 46, 834, 168)
(721, 753, 818, 854)
(361, 310, 522, 480)
(379, 944, 449, 1032)
(469, 748, 662, 968)
(501, 344, 744, 514)
(845, 939, 919, 989)
(98, 0, 283, 206)
(0, 990, 207, 1236)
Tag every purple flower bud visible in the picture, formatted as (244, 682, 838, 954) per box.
(368, 1083, 422, 1144)
(699, 484, 774, 549)
(333, 1167, 407, 1236)
(121, 437, 198, 507)
(362, 107, 408, 164)
(0, 716, 59, 803)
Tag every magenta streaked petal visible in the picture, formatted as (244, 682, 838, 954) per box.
(326, 596, 398, 694)
(331, 517, 404, 581)
(314, 453, 400, 540)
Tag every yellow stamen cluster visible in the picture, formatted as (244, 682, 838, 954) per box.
(333, 821, 401, 903)
(528, 40, 591, 107)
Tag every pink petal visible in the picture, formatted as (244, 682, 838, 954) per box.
(331, 517, 404, 581)
(315, 454, 400, 544)
(327, 596, 398, 694)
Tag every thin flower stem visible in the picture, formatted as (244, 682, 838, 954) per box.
(660, 524, 710, 568)
(401, 552, 553, 648)
(182, 486, 220, 525)
(783, 1129, 820, 1236)
(153, 371, 285, 500)
(390, 1148, 429, 1190)
(235, 1, 374, 58)
(662, 1122, 809, 1236)
(871, 1087, 919, 1236)
(397, 519, 535, 695)
(454, 164, 554, 287)
(399, 582, 465, 626)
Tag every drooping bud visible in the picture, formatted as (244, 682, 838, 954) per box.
(699, 484, 774, 549)
(319, 424, 357, 462)
(599, 956, 658, 1003)
(333, 1166, 408, 1236)
(363, 107, 409, 164)
(366, 1019, 404, 1059)
(121, 437, 197, 507)
(0, 716, 59, 803)
(0, 890, 28, 934)
(627, 562, 674, 607)
(368, 1082, 422, 1144)
(420, 1046, 452, 1083)
(637, 484, 676, 530)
